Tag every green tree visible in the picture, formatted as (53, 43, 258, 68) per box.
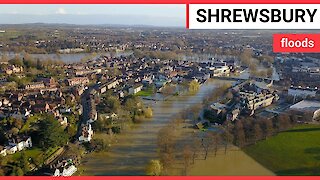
(188, 80, 200, 93)
(66, 124, 77, 138)
(11, 167, 24, 176)
(144, 107, 153, 118)
(0, 54, 9, 62)
(22, 53, 36, 68)
(38, 114, 69, 149)
(145, 159, 163, 176)
(18, 152, 30, 173)
(8, 55, 23, 67)
(105, 96, 121, 112)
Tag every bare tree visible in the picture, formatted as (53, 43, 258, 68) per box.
(252, 123, 263, 144)
(190, 133, 201, 164)
(157, 126, 175, 174)
(210, 132, 222, 157)
(234, 120, 246, 148)
(161, 85, 176, 96)
(277, 114, 291, 132)
(201, 133, 212, 160)
(222, 120, 234, 154)
(182, 145, 192, 175)
(260, 118, 274, 139)
(189, 104, 202, 124)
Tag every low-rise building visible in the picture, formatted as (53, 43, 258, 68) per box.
(290, 100, 320, 122)
(53, 159, 77, 176)
(79, 123, 93, 142)
(106, 80, 120, 89)
(37, 77, 56, 87)
(241, 92, 276, 110)
(0, 146, 7, 156)
(129, 84, 143, 95)
(67, 77, 90, 86)
(3, 136, 32, 155)
(5, 65, 23, 75)
(211, 66, 230, 77)
(288, 86, 318, 98)
(25, 82, 45, 90)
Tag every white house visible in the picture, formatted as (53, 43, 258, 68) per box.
(7, 136, 32, 153)
(54, 165, 77, 176)
(10, 109, 31, 120)
(0, 146, 7, 156)
(211, 66, 230, 77)
(79, 123, 93, 142)
(53, 159, 77, 176)
(5, 145, 17, 155)
(129, 84, 143, 95)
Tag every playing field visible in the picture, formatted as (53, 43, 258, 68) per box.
(244, 124, 320, 175)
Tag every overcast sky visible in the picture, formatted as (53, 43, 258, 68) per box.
(0, 5, 185, 27)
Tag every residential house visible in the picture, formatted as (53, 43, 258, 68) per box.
(106, 80, 120, 90)
(67, 77, 89, 86)
(0, 146, 7, 156)
(5, 65, 23, 75)
(129, 84, 143, 95)
(211, 66, 230, 77)
(53, 159, 77, 176)
(4, 136, 32, 155)
(79, 123, 93, 142)
(37, 77, 57, 87)
(226, 108, 240, 121)
(210, 103, 228, 115)
(25, 82, 45, 90)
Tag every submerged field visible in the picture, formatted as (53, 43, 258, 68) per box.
(186, 146, 274, 176)
(244, 124, 320, 175)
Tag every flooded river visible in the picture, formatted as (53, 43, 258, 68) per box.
(0, 51, 133, 63)
(79, 79, 272, 175)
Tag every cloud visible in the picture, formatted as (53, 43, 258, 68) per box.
(56, 8, 67, 14)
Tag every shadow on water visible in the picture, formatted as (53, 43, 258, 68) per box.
(276, 167, 320, 176)
(304, 147, 320, 161)
(304, 147, 320, 154)
(284, 128, 320, 133)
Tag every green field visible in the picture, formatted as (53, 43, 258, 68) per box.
(135, 89, 154, 97)
(244, 124, 320, 175)
(11, 148, 43, 161)
(0, 30, 22, 39)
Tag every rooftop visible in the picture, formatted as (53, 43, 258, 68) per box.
(290, 100, 320, 111)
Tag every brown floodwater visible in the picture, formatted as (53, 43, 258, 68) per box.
(79, 79, 272, 175)
(187, 146, 274, 176)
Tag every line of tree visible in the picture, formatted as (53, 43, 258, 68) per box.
(230, 113, 299, 148)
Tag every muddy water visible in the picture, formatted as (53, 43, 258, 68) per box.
(79, 79, 271, 175)
(187, 147, 274, 176)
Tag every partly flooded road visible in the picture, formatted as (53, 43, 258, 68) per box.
(79, 79, 273, 175)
